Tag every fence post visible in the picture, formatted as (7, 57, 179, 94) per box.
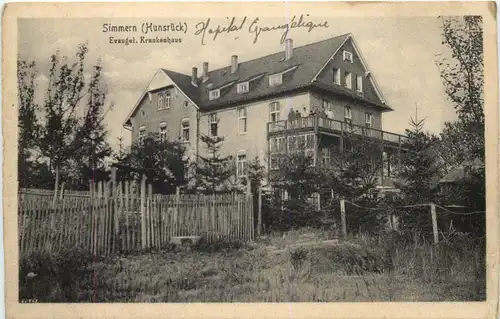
(174, 186, 180, 238)
(340, 199, 347, 239)
(140, 174, 147, 250)
(59, 182, 65, 201)
(257, 187, 262, 237)
(111, 167, 119, 255)
(317, 193, 321, 211)
(148, 183, 153, 248)
(430, 203, 439, 244)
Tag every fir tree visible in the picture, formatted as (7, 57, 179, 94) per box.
(192, 134, 234, 194)
(269, 151, 318, 201)
(397, 117, 442, 204)
(327, 133, 383, 200)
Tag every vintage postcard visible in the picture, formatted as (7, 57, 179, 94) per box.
(2, 1, 499, 319)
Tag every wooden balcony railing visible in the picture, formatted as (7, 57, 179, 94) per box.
(267, 115, 408, 145)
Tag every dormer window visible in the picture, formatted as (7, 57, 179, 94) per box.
(209, 89, 220, 100)
(343, 50, 353, 63)
(237, 82, 249, 94)
(269, 73, 283, 87)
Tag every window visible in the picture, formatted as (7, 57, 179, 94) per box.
(297, 135, 306, 149)
(157, 92, 171, 110)
(236, 153, 247, 177)
(269, 101, 281, 122)
(209, 89, 220, 100)
(322, 99, 334, 119)
(237, 82, 249, 94)
(159, 122, 167, 142)
(269, 73, 283, 87)
(270, 154, 278, 170)
(344, 72, 352, 89)
(356, 75, 363, 93)
(138, 126, 146, 146)
(288, 136, 297, 152)
(305, 149, 315, 167)
(322, 148, 330, 166)
(181, 120, 190, 142)
(164, 92, 171, 108)
(238, 108, 247, 133)
(333, 68, 341, 85)
(209, 113, 218, 137)
(344, 106, 352, 124)
(270, 137, 286, 153)
(365, 112, 373, 128)
(343, 50, 353, 63)
(158, 93, 163, 110)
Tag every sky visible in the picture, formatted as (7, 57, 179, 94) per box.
(18, 16, 457, 149)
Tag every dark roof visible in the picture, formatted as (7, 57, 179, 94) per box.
(127, 33, 392, 125)
(195, 35, 350, 109)
(161, 69, 202, 105)
(439, 158, 485, 184)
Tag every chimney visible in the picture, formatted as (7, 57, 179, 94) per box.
(191, 67, 198, 87)
(285, 38, 293, 61)
(202, 62, 209, 82)
(231, 55, 238, 74)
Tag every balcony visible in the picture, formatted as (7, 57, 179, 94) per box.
(267, 115, 408, 146)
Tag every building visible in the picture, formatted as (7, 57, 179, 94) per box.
(123, 33, 407, 188)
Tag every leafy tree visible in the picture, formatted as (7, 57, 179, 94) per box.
(68, 61, 113, 189)
(436, 16, 484, 165)
(17, 58, 40, 187)
(191, 134, 234, 194)
(119, 133, 188, 194)
(19, 43, 114, 191)
(37, 44, 89, 192)
(435, 16, 485, 235)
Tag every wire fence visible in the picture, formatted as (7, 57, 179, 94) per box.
(339, 199, 485, 243)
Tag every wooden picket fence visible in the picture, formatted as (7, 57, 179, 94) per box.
(18, 180, 254, 257)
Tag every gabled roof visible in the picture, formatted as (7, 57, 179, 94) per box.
(124, 33, 392, 127)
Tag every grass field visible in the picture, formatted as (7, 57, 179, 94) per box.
(20, 228, 486, 302)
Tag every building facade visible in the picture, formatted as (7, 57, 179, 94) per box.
(123, 33, 406, 187)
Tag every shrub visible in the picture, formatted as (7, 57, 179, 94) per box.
(262, 197, 324, 232)
(289, 248, 308, 272)
(19, 246, 94, 302)
(194, 235, 243, 253)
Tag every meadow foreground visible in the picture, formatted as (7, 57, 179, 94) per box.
(20, 228, 486, 302)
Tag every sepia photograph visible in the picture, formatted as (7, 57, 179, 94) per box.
(3, 2, 499, 318)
